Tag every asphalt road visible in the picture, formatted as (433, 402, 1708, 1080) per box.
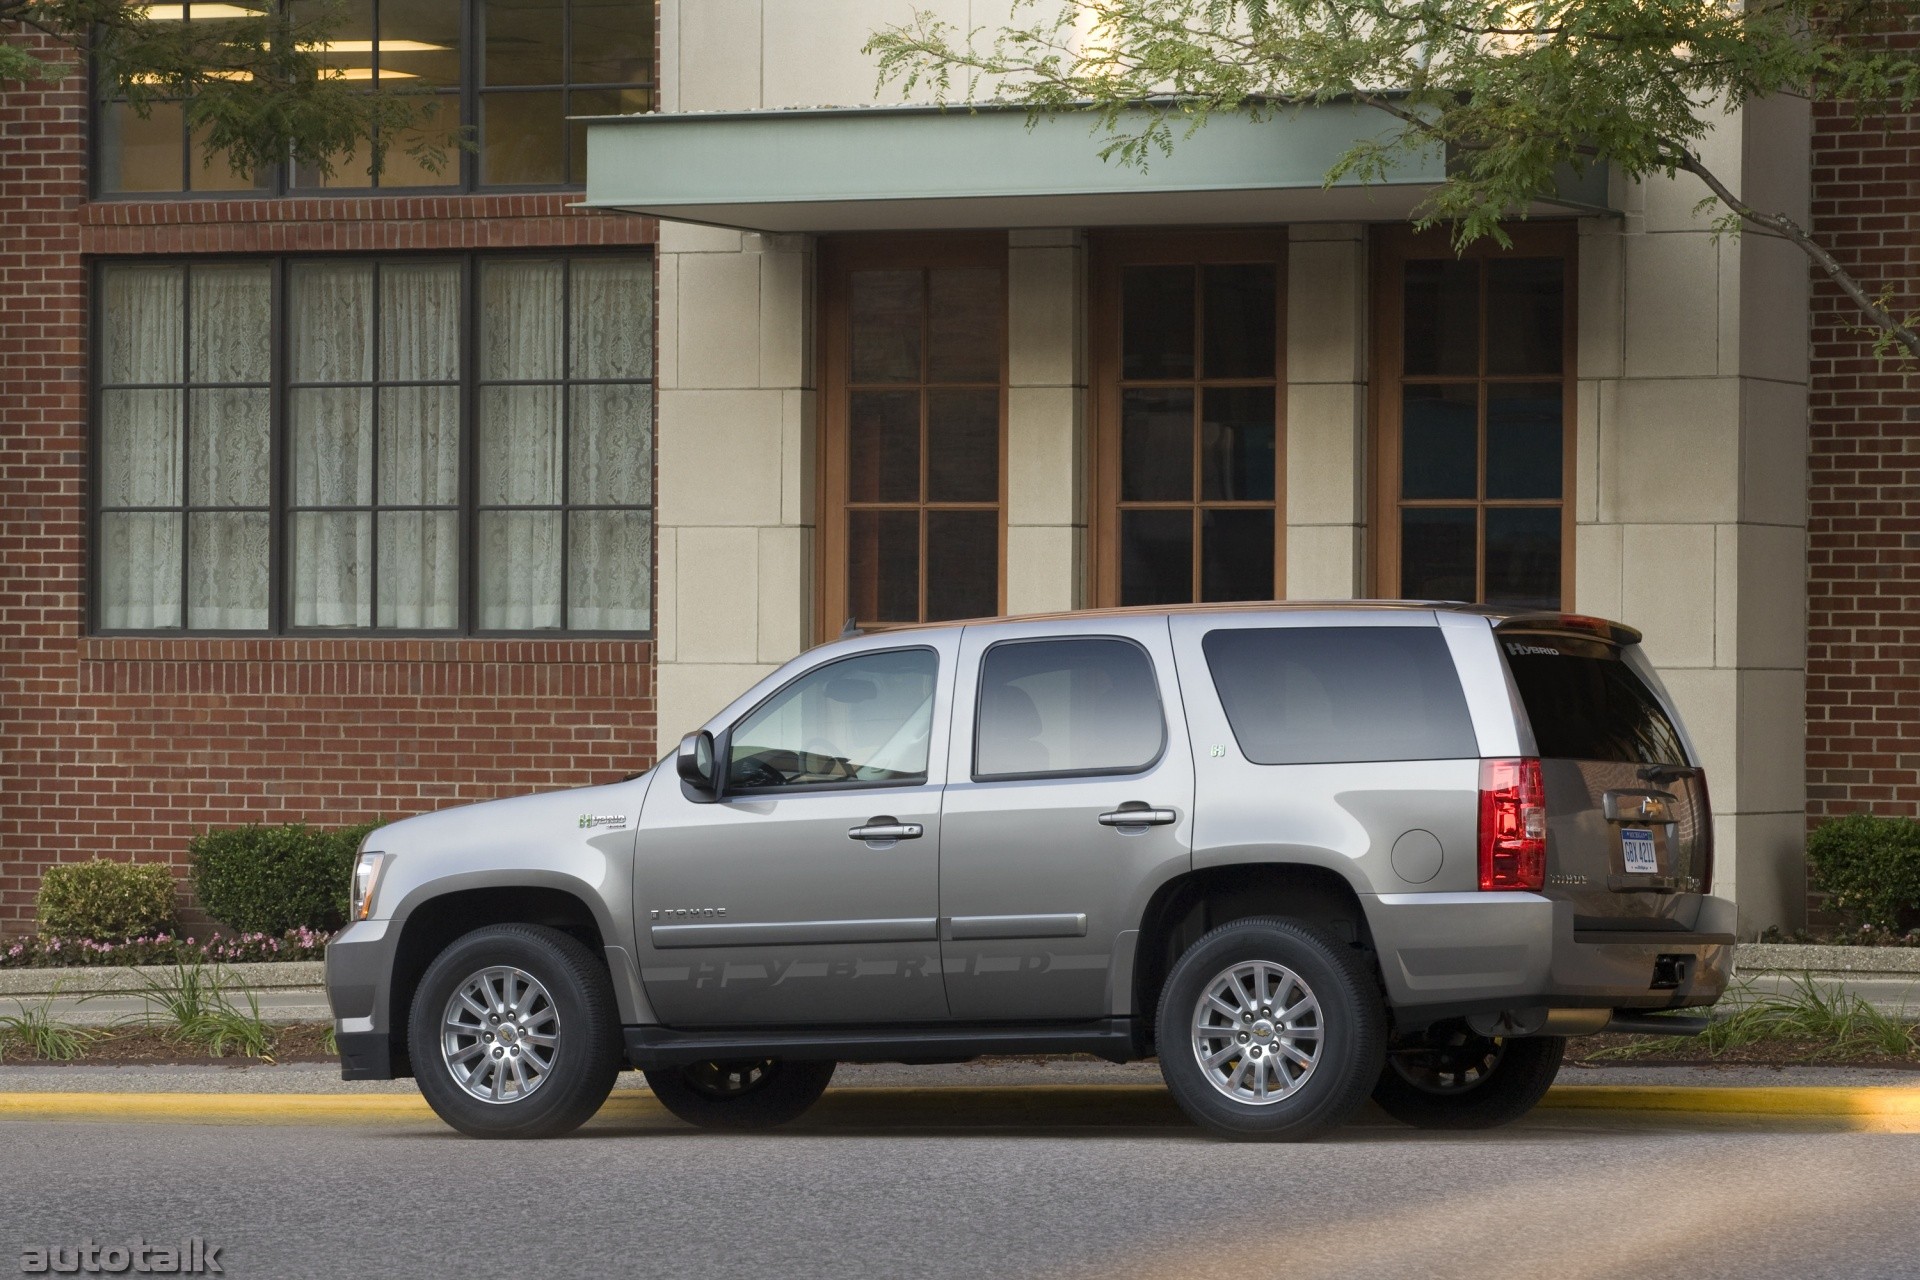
(3, 1093, 1918, 1280)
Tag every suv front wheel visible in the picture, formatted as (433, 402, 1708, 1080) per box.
(409, 923, 624, 1139)
(1156, 917, 1385, 1141)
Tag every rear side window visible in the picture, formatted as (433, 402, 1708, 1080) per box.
(1203, 626, 1478, 765)
(1501, 636, 1687, 764)
(974, 637, 1165, 780)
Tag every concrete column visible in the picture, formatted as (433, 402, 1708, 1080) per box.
(1574, 94, 1811, 934)
(1285, 224, 1369, 599)
(1005, 229, 1088, 614)
(653, 221, 817, 744)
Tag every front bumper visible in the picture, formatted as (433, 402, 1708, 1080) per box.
(1362, 891, 1736, 1031)
(326, 919, 404, 1079)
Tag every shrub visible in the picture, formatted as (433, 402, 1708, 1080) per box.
(189, 821, 382, 935)
(35, 859, 177, 942)
(1806, 813, 1920, 933)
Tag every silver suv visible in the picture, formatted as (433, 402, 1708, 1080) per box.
(327, 604, 1732, 1141)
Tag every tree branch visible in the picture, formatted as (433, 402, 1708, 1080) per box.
(1667, 142, 1919, 361)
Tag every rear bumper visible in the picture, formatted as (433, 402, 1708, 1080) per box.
(1362, 891, 1735, 1030)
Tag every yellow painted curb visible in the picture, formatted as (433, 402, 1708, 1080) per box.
(1540, 1084, 1920, 1118)
(0, 1084, 1916, 1129)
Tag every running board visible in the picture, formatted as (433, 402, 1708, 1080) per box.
(1603, 1010, 1711, 1037)
(623, 1018, 1138, 1069)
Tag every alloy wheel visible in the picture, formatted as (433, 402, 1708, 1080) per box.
(1191, 959, 1324, 1105)
(440, 965, 561, 1104)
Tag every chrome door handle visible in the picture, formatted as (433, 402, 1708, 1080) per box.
(1098, 808, 1177, 827)
(849, 821, 923, 841)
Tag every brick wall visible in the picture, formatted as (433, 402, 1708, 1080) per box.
(1806, 22, 1920, 829)
(0, 44, 660, 932)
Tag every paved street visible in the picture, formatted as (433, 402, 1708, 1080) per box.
(1, 1071, 1918, 1280)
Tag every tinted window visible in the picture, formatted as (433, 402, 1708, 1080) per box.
(1501, 636, 1687, 764)
(1203, 627, 1477, 765)
(975, 638, 1164, 780)
(728, 648, 938, 790)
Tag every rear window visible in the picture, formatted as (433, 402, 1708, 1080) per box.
(1202, 626, 1478, 765)
(1500, 635, 1687, 764)
(974, 637, 1166, 780)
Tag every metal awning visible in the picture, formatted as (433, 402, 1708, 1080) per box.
(579, 102, 1612, 234)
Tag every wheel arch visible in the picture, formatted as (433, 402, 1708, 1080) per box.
(387, 879, 616, 1077)
(1131, 861, 1379, 1054)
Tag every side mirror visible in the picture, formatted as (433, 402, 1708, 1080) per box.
(677, 730, 717, 794)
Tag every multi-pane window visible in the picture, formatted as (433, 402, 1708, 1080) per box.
(94, 0, 653, 195)
(821, 238, 1006, 631)
(97, 262, 274, 628)
(1093, 232, 1287, 607)
(1374, 227, 1574, 610)
(92, 254, 655, 634)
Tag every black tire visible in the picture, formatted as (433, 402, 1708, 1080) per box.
(643, 1059, 837, 1130)
(1155, 917, 1385, 1142)
(409, 923, 623, 1139)
(1372, 1027, 1565, 1130)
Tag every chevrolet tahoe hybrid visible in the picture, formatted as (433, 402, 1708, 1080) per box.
(327, 603, 1731, 1141)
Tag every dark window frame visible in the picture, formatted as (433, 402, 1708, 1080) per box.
(817, 234, 1011, 637)
(719, 646, 945, 797)
(1370, 223, 1578, 608)
(970, 634, 1169, 783)
(1089, 229, 1289, 608)
(87, 248, 657, 638)
(88, 0, 656, 199)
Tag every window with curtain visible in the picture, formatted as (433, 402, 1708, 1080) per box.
(93, 254, 655, 634)
(93, 0, 654, 195)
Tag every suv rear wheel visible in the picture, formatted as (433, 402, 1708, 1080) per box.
(643, 1059, 836, 1130)
(1156, 917, 1385, 1141)
(409, 923, 623, 1139)
(1372, 1026, 1565, 1129)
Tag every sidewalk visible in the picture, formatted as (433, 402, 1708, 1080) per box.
(2, 945, 1918, 1027)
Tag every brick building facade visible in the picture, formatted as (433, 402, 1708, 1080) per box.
(0, 23, 659, 932)
(2, 3, 1916, 938)
(1807, 25, 1920, 829)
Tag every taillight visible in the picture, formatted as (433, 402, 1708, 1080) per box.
(1695, 772, 1714, 893)
(1479, 757, 1546, 891)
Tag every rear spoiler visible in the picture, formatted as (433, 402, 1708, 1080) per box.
(1493, 612, 1643, 648)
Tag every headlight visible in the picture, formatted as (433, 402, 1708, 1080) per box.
(352, 851, 392, 922)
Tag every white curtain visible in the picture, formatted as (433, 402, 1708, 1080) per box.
(187, 386, 270, 630)
(376, 262, 462, 628)
(290, 385, 373, 628)
(570, 258, 653, 380)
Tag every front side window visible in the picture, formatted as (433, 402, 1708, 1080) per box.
(93, 254, 654, 634)
(1203, 626, 1478, 765)
(974, 638, 1164, 781)
(727, 649, 940, 791)
(94, 0, 654, 195)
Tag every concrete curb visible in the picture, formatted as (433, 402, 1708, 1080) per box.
(1, 1083, 1917, 1129)
(0, 961, 326, 997)
(1737, 943, 1920, 975)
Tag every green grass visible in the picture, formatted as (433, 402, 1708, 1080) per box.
(0, 987, 98, 1063)
(1588, 973, 1920, 1061)
(127, 960, 279, 1061)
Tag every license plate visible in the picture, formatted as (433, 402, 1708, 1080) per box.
(1621, 827, 1659, 875)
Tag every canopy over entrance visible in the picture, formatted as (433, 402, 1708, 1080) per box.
(579, 102, 1613, 234)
